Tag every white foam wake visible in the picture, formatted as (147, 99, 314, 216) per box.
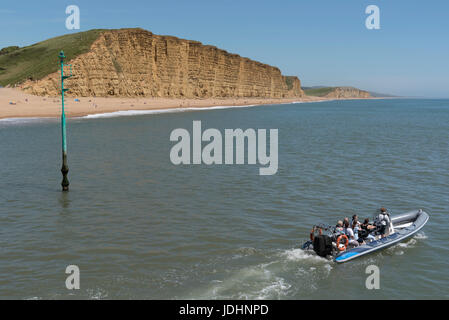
(280, 248, 331, 263)
(188, 247, 334, 300)
(414, 232, 428, 240)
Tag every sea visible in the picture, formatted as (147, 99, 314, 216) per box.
(0, 98, 448, 299)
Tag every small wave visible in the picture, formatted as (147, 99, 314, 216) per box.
(0, 117, 54, 125)
(81, 109, 183, 119)
(323, 263, 333, 273)
(79, 105, 258, 119)
(253, 276, 291, 300)
(280, 248, 331, 263)
(387, 238, 417, 255)
(235, 247, 259, 255)
(397, 238, 417, 248)
(87, 288, 108, 300)
(414, 232, 428, 240)
(232, 247, 260, 259)
(386, 231, 428, 255)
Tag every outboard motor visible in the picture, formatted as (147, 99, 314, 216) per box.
(313, 235, 333, 257)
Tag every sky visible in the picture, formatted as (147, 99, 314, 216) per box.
(1, 0, 448, 98)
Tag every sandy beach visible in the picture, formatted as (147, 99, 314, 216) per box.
(0, 87, 369, 120)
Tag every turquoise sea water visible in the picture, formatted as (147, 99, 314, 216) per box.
(0, 99, 448, 299)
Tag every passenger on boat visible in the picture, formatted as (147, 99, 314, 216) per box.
(352, 215, 361, 228)
(376, 207, 391, 238)
(344, 220, 359, 247)
(352, 220, 365, 244)
(335, 221, 344, 234)
(360, 218, 376, 242)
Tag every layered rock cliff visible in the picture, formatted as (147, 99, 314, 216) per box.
(324, 87, 370, 99)
(20, 28, 304, 98)
(303, 86, 371, 99)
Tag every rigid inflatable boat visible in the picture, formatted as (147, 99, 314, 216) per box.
(302, 209, 429, 263)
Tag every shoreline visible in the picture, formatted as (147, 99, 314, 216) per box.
(1, 87, 378, 121)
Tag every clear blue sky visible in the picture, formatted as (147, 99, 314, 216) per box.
(1, 0, 448, 97)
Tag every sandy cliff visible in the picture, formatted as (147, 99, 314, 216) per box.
(324, 87, 370, 99)
(20, 29, 304, 99)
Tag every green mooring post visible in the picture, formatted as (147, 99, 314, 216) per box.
(59, 51, 72, 191)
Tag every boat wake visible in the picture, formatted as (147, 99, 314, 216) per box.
(280, 247, 331, 263)
(387, 232, 427, 255)
(191, 231, 429, 299)
(413, 232, 428, 240)
(187, 247, 333, 300)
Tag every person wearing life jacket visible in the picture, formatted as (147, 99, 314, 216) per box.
(376, 207, 391, 238)
(333, 221, 346, 250)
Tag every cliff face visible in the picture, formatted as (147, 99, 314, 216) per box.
(325, 87, 370, 99)
(20, 29, 304, 98)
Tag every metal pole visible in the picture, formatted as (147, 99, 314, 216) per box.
(60, 51, 69, 191)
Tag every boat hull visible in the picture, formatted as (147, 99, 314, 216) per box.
(334, 210, 429, 263)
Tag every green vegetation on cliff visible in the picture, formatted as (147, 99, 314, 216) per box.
(284, 76, 297, 90)
(0, 29, 105, 87)
(303, 86, 372, 98)
(303, 87, 334, 97)
(0, 46, 20, 56)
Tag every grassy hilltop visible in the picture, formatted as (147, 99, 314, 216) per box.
(302, 87, 335, 97)
(302, 86, 372, 98)
(0, 29, 105, 87)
